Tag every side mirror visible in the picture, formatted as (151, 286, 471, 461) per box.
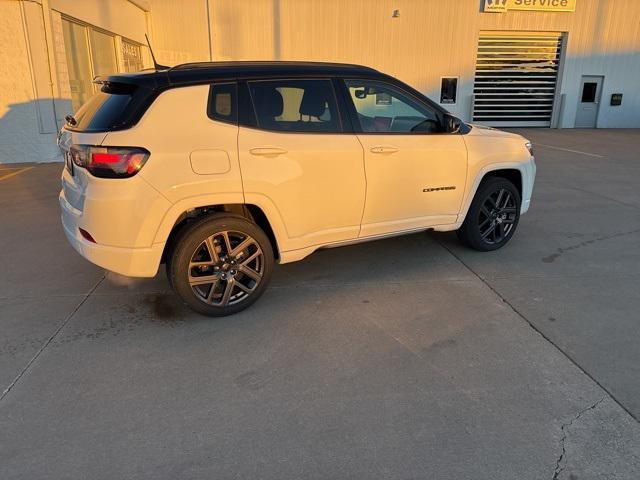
(444, 113, 461, 134)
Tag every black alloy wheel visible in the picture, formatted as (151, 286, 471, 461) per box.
(456, 177, 521, 251)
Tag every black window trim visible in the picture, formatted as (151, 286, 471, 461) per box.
(243, 77, 345, 134)
(338, 77, 456, 136)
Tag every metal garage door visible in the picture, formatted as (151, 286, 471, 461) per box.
(473, 32, 563, 127)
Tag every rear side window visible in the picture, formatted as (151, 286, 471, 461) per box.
(207, 82, 237, 124)
(72, 84, 135, 131)
(247, 79, 341, 133)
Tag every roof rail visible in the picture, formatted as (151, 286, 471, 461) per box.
(167, 60, 376, 73)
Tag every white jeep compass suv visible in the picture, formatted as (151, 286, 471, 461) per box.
(59, 61, 535, 316)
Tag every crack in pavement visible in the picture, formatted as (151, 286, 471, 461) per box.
(0, 274, 106, 403)
(542, 228, 640, 263)
(433, 234, 638, 423)
(552, 397, 606, 480)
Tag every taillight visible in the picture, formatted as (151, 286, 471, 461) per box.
(68, 145, 149, 178)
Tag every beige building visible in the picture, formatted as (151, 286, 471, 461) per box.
(1, 0, 639, 164)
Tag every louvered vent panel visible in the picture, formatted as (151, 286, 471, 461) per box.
(473, 33, 563, 126)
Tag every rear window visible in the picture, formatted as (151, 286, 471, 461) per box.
(69, 83, 137, 132)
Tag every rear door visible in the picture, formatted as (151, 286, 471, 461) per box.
(237, 78, 366, 251)
(341, 79, 467, 238)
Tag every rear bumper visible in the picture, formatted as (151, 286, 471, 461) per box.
(60, 191, 164, 277)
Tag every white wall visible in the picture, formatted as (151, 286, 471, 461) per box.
(2, 0, 639, 165)
(150, 0, 638, 128)
(51, 0, 148, 43)
(0, 0, 59, 163)
(0, 0, 152, 164)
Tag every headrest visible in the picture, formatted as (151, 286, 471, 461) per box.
(299, 88, 328, 117)
(256, 88, 284, 118)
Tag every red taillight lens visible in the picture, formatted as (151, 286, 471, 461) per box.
(87, 147, 149, 178)
(91, 153, 121, 164)
(68, 145, 150, 178)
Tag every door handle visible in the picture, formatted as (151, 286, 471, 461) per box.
(250, 147, 288, 156)
(370, 146, 399, 154)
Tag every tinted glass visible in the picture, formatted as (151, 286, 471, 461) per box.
(208, 83, 237, 124)
(346, 80, 442, 133)
(581, 82, 597, 103)
(440, 77, 457, 104)
(248, 79, 340, 132)
(72, 86, 134, 131)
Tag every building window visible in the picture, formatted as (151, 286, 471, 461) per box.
(61, 17, 141, 112)
(440, 77, 458, 105)
(88, 29, 117, 78)
(581, 82, 598, 103)
(122, 40, 144, 73)
(375, 92, 392, 105)
(61, 19, 94, 111)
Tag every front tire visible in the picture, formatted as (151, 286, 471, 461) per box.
(168, 214, 274, 316)
(456, 177, 521, 251)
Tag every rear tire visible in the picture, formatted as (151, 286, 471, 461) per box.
(456, 177, 521, 251)
(167, 214, 274, 316)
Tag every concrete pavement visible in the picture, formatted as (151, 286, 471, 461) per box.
(1, 129, 639, 479)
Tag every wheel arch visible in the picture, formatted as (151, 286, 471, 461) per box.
(458, 163, 526, 224)
(159, 202, 282, 264)
(483, 169, 522, 198)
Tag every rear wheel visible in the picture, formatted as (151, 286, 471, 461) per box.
(168, 215, 274, 316)
(456, 177, 521, 251)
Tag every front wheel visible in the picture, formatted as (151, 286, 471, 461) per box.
(168, 215, 274, 316)
(456, 177, 521, 251)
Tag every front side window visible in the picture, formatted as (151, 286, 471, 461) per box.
(208, 83, 237, 124)
(346, 79, 442, 133)
(248, 79, 340, 132)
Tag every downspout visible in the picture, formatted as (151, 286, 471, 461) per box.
(206, 0, 213, 61)
(18, 1, 41, 131)
(21, 0, 61, 129)
(39, 0, 60, 127)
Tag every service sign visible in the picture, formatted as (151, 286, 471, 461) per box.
(483, 0, 576, 13)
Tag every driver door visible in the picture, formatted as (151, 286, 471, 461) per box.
(343, 79, 467, 238)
